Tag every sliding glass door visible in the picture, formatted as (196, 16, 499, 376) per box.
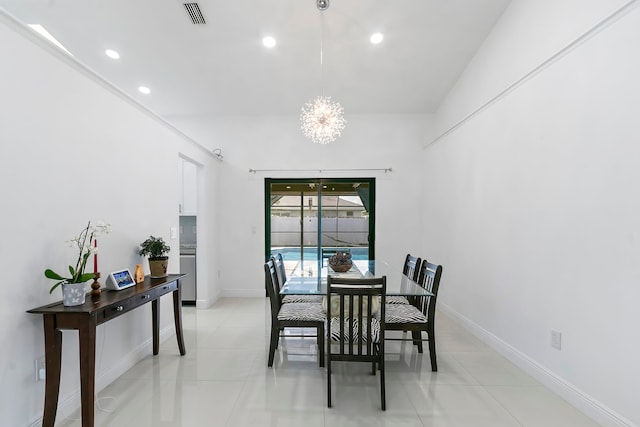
(265, 178, 375, 277)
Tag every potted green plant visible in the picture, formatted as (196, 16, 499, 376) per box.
(44, 221, 111, 306)
(139, 236, 171, 278)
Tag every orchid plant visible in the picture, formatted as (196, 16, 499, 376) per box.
(44, 221, 111, 294)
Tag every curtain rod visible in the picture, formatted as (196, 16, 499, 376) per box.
(248, 167, 392, 174)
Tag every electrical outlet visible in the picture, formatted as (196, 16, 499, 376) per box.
(35, 356, 45, 381)
(551, 330, 562, 350)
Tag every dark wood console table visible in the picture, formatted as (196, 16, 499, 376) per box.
(27, 274, 187, 427)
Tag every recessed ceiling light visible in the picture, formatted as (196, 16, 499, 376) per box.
(370, 32, 384, 44)
(262, 36, 276, 48)
(138, 86, 151, 95)
(105, 49, 120, 59)
(28, 24, 73, 56)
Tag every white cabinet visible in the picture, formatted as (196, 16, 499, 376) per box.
(181, 160, 197, 215)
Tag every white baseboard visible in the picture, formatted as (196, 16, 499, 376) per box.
(193, 290, 262, 309)
(438, 303, 636, 427)
(221, 288, 266, 298)
(195, 288, 225, 309)
(27, 324, 176, 427)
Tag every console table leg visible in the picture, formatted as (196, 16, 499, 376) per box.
(78, 319, 96, 427)
(42, 315, 62, 427)
(173, 284, 186, 356)
(152, 299, 160, 355)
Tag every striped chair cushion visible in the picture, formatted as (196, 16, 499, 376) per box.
(386, 296, 410, 305)
(277, 302, 326, 322)
(282, 295, 324, 304)
(384, 304, 428, 324)
(328, 316, 381, 343)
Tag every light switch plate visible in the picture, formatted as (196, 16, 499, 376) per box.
(551, 330, 562, 350)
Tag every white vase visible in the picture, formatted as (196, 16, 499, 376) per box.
(62, 281, 88, 306)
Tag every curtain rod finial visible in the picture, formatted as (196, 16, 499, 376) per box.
(212, 148, 224, 161)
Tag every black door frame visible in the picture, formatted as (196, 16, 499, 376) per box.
(264, 177, 376, 262)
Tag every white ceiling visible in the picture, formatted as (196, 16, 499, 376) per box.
(2, 0, 511, 140)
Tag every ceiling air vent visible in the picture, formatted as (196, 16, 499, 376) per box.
(183, 3, 206, 24)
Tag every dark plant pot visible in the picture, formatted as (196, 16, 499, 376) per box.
(149, 257, 169, 278)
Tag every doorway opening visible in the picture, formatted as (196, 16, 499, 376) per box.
(265, 178, 375, 278)
(179, 158, 198, 304)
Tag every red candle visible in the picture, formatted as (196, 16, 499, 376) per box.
(94, 239, 98, 274)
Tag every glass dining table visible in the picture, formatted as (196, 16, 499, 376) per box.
(280, 259, 433, 298)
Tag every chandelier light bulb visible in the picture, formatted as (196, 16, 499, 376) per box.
(300, 96, 346, 144)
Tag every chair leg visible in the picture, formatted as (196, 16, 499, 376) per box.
(379, 348, 386, 411)
(317, 324, 325, 368)
(428, 329, 437, 372)
(411, 331, 419, 346)
(413, 331, 423, 353)
(268, 325, 279, 367)
(327, 356, 332, 408)
(372, 343, 379, 375)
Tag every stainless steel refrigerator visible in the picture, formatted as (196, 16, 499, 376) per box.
(179, 216, 197, 304)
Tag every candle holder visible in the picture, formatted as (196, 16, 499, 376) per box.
(134, 264, 145, 283)
(91, 272, 101, 297)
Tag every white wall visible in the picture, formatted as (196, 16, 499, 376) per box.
(0, 12, 220, 426)
(424, 1, 640, 426)
(204, 113, 431, 297)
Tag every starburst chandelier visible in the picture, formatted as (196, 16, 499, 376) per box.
(300, 0, 346, 144)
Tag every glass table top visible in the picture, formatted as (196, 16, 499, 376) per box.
(280, 260, 433, 297)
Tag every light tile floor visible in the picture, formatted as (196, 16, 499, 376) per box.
(57, 298, 600, 426)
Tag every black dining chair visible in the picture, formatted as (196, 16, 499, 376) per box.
(264, 260, 326, 367)
(321, 248, 339, 266)
(403, 254, 422, 281)
(273, 253, 323, 304)
(326, 275, 387, 410)
(384, 260, 443, 371)
(387, 254, 421, 305)
(272, 253, 287, 287)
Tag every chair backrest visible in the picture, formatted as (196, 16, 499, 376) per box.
(322, 248, 349, 266)
(415, 260, 443, 320)
(327, 276, 386, 360)
(403, 254, 422, 282)
(271, 253, 287, 287)
(264, 260, 283, 317)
